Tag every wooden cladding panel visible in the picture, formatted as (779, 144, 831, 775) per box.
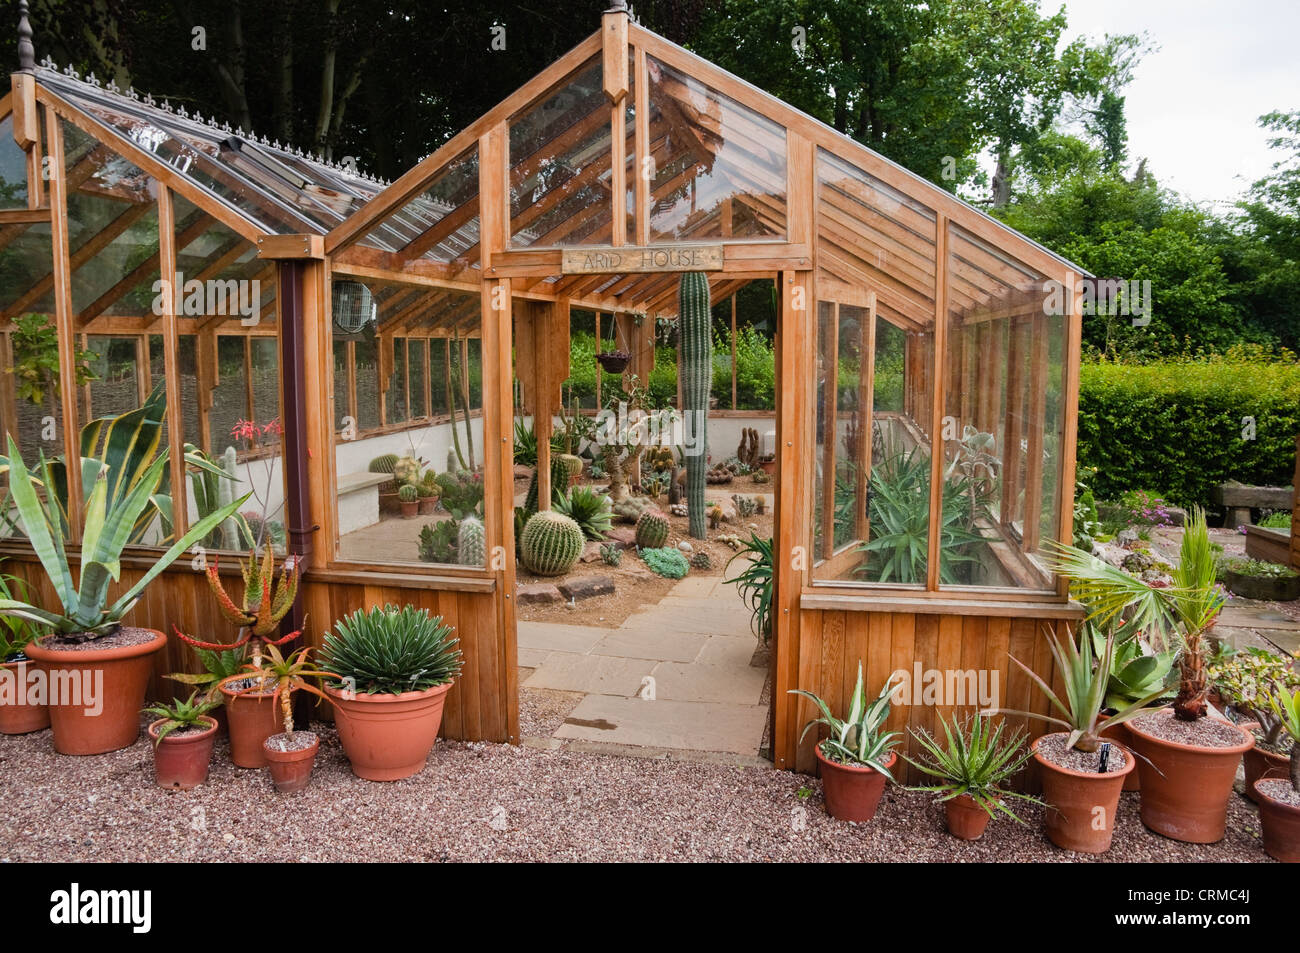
(5, 556, 510, 743)
(789, 606, 1065, 786)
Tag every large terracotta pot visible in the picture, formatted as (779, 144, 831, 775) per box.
(325, 681, 453, 781)
(815, 746, 895, 823)
(0, 658, 50, 734)
(1032, 733, 1134, 854)
(148, 716, 218, 790)
(220, 683, 283, 768)
(263, 732, 319, 794)
(1253, 778, 1300, 863)
(1100, 720, 1140, 792)
(24, 629, 166, 755)
(944, 793, 992, 840)
(1125, 709, 1255, 844)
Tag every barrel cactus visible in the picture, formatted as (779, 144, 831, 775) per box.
(398, 484, 418, 503)
(520, 511, 584, 576)
(635, 509, 670, 549)
(679, 271, 711, 539)
(557, 453, 584, 480)
(457, 515, 486, 567)
(368, 453, 399, 475)
(690, 550, 712, 571)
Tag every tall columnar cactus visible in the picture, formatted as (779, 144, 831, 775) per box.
(457, 515, 486, 566)
(635, 509, 670, 549)
(520, 511, 584, 576)
(679, 271, 712, 539)
(523, 454, 570, 517)
(220, 445, 241, 550)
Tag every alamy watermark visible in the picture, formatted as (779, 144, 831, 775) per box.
(151, 272, 262, 326)
(0, 663, 102, 716)
(1043, 277, 1152, 327)
(593, 403, 705, 457)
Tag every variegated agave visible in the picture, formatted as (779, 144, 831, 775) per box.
(0, 436, 248, 640)
(789, 663, 901, 776)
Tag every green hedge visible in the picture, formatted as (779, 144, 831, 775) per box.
(1078, 357, 1300, 508)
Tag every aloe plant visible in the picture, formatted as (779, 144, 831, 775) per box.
(0, 436, 248, 640)
(1093, 626, 1177, 712)
(142, 691, 219, 745)
(789, 663, 901, 775)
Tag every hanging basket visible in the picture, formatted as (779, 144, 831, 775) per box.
(332, 280, 376, 334)
(596, 350, 631, 374)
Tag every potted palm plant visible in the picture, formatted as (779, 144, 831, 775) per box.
(143, 691, 219, 790)
(989, 623, 1159, 853)
(1254, 687, 1300, 862)
(173, 544, 301, 768)
(0, 438, 245, 755)
(320, 605, 463, 781)
(1051, 507, 1256, 844)
(788, 662, 900, 823)
(0, 572, 48, 735)
(220, 643, 338, 793)
(905, 712, 1041, 840)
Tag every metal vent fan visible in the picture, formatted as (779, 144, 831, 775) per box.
(332, 280, 376, 334)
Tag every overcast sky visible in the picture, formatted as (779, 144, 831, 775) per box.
(1061, 0, 1299, 210)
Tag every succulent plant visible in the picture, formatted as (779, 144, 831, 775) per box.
(457, 516, 486, 566)
(690, 550, 712, 570)
(600, 542, 623, 567)
(175, 544, 301, 660)
(368, 453, 399, 476)
(555, 486, 613, 540)
(612, 496, 655, 524)
(523, 454, 570, 516)
(520, 511, 584, 576)
(417, 483, 437, 499)
(635, 509, 671, 549)
(321, 604, 463, 695)
(399, 484, 418, 503)
(679, 271, 711, 540)
(732, 494, 757, 518)
(642, 547, 689, 579)
(392, 456, 421, 487)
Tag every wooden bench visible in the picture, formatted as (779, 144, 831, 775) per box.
(1211, 483, 1294, 528)
(336, 471, 393, 536)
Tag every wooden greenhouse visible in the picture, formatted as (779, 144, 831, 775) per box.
(0, 4, 1093, 774)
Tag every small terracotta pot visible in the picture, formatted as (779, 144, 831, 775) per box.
(148, 716, 218, 790)
(1100, 720, 1141, 792)
(1243, 733, 1290, 803)
(221, 684, 283, 768)
(815, 746, 895, 823)
(263, 732, 319, 794)
(1254, 778, 1300, 863)
(400, 500, 419, 518)
(325, 681, 452, 781)
(1032, 733, 1134, 854)
(0, 658, 50, 734)
(24, 629, 167, 755)
(944, 794, 992, 840)
(1125, 709, 1255, 844)
(418, 498, 437, 516)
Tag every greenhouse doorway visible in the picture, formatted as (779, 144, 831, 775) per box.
(509, 285, 777, 762)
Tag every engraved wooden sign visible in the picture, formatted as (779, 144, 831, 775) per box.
(561, 244, 724, 275)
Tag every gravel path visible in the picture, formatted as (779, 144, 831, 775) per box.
(0, 728, 1274, 862)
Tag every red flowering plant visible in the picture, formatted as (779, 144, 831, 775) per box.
(231, 418, 285, 550)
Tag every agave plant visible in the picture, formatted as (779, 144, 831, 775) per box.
(991, 623, 1166, 753)
(905, 713, 1041, 822)
(320, 604, 463, 695)
(1093, 626, 1178, 712)
(142, 691, 219, 745)
(0, 436, 248, 640)
(789, 663, 901, 775)
(724, 532, 773, 642)
(173, 543, 301, 665)
(218, 642, 338, 740)
(0, 572, 43, 661)
(1049, 506, 1226, 721)
(554, 486, 613, 541)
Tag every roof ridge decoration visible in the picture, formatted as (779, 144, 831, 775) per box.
(16, 0, 34, 71)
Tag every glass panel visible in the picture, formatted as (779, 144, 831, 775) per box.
(645, 55, 787, 242)
(509, 59, 613, 248)
(333, 289, 484, 568)
(359, 145, 480, 266)
(939, 224, 1061, 590)
(0, 114, 29, 208)
(81, 336, 140, 421)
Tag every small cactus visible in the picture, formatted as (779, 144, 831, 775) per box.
(690, 550, 712, 570)
(457, 515, 486, 566)
(520, 511, 584, 576)
(732, 494, 757, 518)
(392, 456, 421, 486)
(398, 484, 418, 503)
(708, 505, 723, 529)
(635, 509, 670, 549)
(612, 496, 654, 523)
(600, 542, 623, 567)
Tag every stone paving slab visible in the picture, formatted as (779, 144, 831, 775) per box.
(517, 646, 553, 668)
(517, 622, 606, 655)
(591, 626, 708, 662)
(619, 606, 743, 636)
(649, 660, 768, 705)
(694, 635, 762, 669)
(524, 651, 656, 695)
(554, 693, 769, 754)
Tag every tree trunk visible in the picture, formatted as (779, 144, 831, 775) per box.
(991, 144, 1012, 208)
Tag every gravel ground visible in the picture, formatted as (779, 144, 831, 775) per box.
(0, 726, 1275, 862)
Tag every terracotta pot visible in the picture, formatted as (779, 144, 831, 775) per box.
(1254, 778, 1300, 863)
(1125, 708, 1255, 844)
(326, 681, 452, 781)
(400, 500, 419, 518)
(24, 629, 166, 755)
(759, 460, 776, 475)
(944, 794, 992, 840)
(418, 498, 437, 516)
(1032, 733, 1134, 854)
(220, 683, 283, 768)
(263, 732, 319, 794)
(148, 716, 218, 790)
(1240, 723, 1289, 803)
(1100, 720, 1141, 792)
(815, 746, 895, 823)
(0, 657, 50, 734)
